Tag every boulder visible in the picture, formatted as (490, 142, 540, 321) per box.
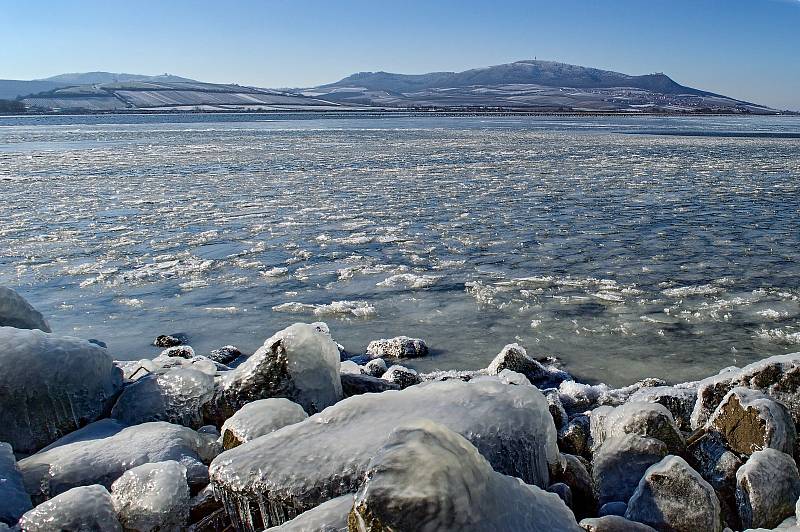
(0, 287, 50, 332)
(348, 420, 580, 532)
(0, 442, 32, 526)
(560, 414, 592, 459)
(265, 495, 352, 531)
(111, 367, 215, 429)
(189, 485, 225, 528)
(18, 485, 122, 532)
(205, 323, 342, 424)
(19, 421, 214, 502)
(736, 448, 800, 530)
(628, 386, 697, 431)
(210, 379, 560, 529)
(560, 381, 611, 414)
(625, 455, 722, 532)
(364, 358, 387, 378)
(593, 402, 685, 455)
(487, 343, 545, 379)
(365, 336, 428, 359)
(551, 453, 596, 519)
(579, 515, 656, 532)
(341, 372, 400, 397)
(340, 360, 363, 374)
(548, 482, 573, 507)
(220, 398, 308, 450)
(592, 434, 668, 506)
(207, 345, 243, 365)
(686, 432, 743, 530)
(110, 460, 190, 532)
(380, 364, 421, 388)
(159, 345, 196, 359)
(546, 390, 569, 432)
(598, 502, 627, 517)
(0, 327, 123, 454)
(153, 334, 189, 348)
(706, 387, 796, 456)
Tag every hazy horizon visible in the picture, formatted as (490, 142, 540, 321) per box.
(2, 0, 799, 110)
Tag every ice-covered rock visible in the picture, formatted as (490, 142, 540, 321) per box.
(560, 414, 591, 459)
(592, 434, 668, 506)
(341, 372, 400, 397)
(0, 442, 32, 526)
(364, 358, 387, 378)
(593, 402, 685, 454)
(159, 344, 196, 358)
(380, 364, 421, 388)
(205, 323, 342, 424)
(625, 455, 722, 532)
(628, 385, 697, 431)
(691, 354, 800, 429)
(189, 485, 225, 529)
(0, 287, 50, 332)
(210, 379, 559, 529)
(111, 367, 215, 429)
(19, 421, 212, 501)
(706, 387, 796, 455)
(110, 460, 190, 532)
(348, 420, 580, 532)
(18, 485, 122, 532)
(340, 360, 363, 375)
(365, 336, 428, 359)
(686, 432, 743, 530)
(208, 345, 243, 365)
(560, 380, 611, 414)
(266, 495, 352, 531)
(548, 482, 573, 507)
(736, 448, 800, 530)
(579, 515, 657, 531)
(220, 398, 308, 450)
(551, 453, 596, 519)
(486, 343, 547, 380)
(154, 333, 189, 348)
(0, 327, 123, 454)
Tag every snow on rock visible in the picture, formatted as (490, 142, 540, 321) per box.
(487, 343, 546, 380)
(365, 336, 428, 359)
(208, 345, 243, 365)
(363, 358, 387, 377)
(349, 420, 579, 531)
(705, 387, 796, 456)
(159, 345, 196, 359)
(592, 434, 668, 507)
(0, 327, 123, 454)
(341, 373, 400, 397)
(0, 287, 50, 332)
(691, 353, 800, 429)
(153, 333, 189, 348)
(220, 399, 308, 450)
(736, 448, 800, 530)
(209, 379, 559, 529)
(628, 385, 697, 431)
(205, 323, 342, 424)
(18, 485, 122, 532)
(578, 515, 657, 531)
(625, 455, 722, 532)
(110, 460, 190, 532)
(592, 402, 685, 455)
(686, 432, 744, 529)
(18, 421, 213, 502)
(340, 360, 363, 374)
(266, 495, 352, 531)
(380, 364, 421, 388)
(559, 380, 611, 414)
(111, 367, 215, 429)
(0, 442, 32, 526)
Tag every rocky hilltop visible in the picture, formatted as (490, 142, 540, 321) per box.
(2, 284, 800, 531)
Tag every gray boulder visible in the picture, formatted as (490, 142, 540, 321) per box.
(561, 414, 592, 459)
(625, 455, 722, 532)
(380, 364, 421, 388)
(592, 434, 668, 506)
(348, 420, 580, 531)
(550, 453, 596, 519)
(593, 402, 685, 455)
(220, 398, 307, 450)
(487, 343, 545, 379)
(0, 442, 32, 526)
(0, 287, 50, 332)
(0, 327, 123, 454)
(18, 485, 122, 532)
(366, 336, 428, 359)
(207, 345, 242, 365)
(364, 358, 387, 377)
(110, 460, 190, 532)
(686, 432, 744, 530)
(628, 385, 697, 431)
(579, 515, 657, 532)
(736, 448, 800, 530)
(341, 372, 400, 396)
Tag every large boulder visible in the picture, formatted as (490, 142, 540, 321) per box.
(705, 387, 796, 456)
(592, 434, 668, 507)
(18, 485, 122, 532)
(691, 353, 800, 429)
(220, 398, 308, 450)
(111, 367, 215, 429)
(0, 287, 50, 332)
(348, 420, 580, 531)
(210, 379, 559, 529)
(592, 402, 685, 455)
(341, 372, 400, 396)
(0, 327, 123, 454)
(365, 336, 428, 359)
(204, 323, 342, 424)
(550, 453, 596, 519)
(18, 421, 215, 502)
(625, 455, 722, 532)
(686, 432, 744, 530)
(266, 495, 353, 531)
(736, 448, 800, 530)
(0, 442, 32, 526)
(628, 386, 697, 431)
(110, 460, 190, 532)
(579, 515, 657, 531)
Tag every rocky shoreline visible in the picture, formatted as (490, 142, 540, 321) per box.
(2, 285, 800, 531)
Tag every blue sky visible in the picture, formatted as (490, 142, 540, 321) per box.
(1, 0, 798, 109)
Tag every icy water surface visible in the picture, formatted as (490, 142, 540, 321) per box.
(1, 113, 799, 386)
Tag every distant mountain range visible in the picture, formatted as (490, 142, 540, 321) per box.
(0, 61, 783, 114)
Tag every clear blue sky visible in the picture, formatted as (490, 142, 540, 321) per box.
(1, 0, 798, 110)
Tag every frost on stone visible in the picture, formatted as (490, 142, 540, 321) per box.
(220, 398, 308, 450)
(0, 442, 32, 526)
(18, 484, 122, 532)
(593, 402, 685, 455)
(592, 434, 668, 507)
(340, 360, 363, 375)
(628, 385, 698, 431)
(625, 455, 722, 532)
(110, 460, 190, 532)
(0, 286, 50, 332)
(365, 336, 428, 359)
(380, 364, 421, 388)
(559, 380, 611, 414)
(0, 327, 124, 454)
(19, 421, 212, 501)
(736, 448, 800, 530)
(267, 495, 352, 532)
(205, 323, 342, 424)
(111, 367, 215, 429)
(363, 358, 387, 377)
(210, 379, 559, 530)
(349, 420, 579, 532)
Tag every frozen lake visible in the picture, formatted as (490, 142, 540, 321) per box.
(1, 112, 799, 386)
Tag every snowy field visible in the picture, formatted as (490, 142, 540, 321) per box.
(0, 113, 799, 386)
